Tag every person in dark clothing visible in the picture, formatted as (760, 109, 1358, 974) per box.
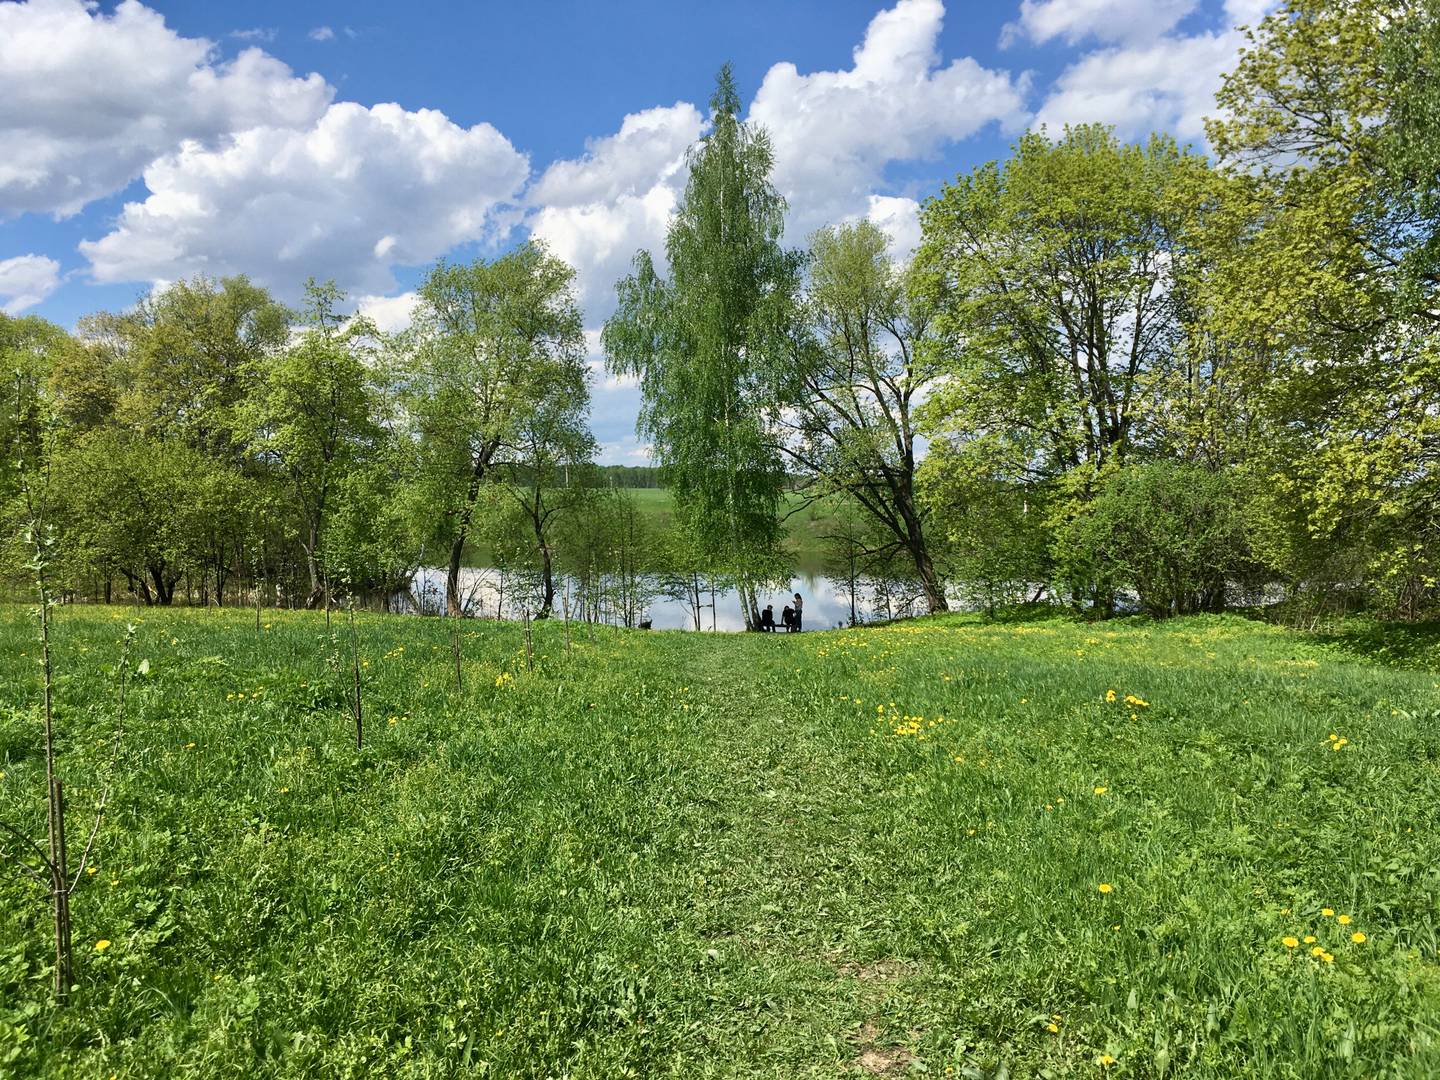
(760, 605, 776, 631)
(790, 592, 803, 632)
(781, 605, 794, 630)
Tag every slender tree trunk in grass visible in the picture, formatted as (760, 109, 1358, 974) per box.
(451, 612, 463, 691)
(348, 601, 363, 749)
(37, 565, 73, 1002)
(537, 541, 555, 619)
(523, 608, 534, 672)
(562, 590, 572, 655)
(48, 777, 71, 1001)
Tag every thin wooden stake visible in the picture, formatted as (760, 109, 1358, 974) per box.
(48, 777, 72, 1001)
(523, 608, 534, 672)
(451, 612, 463, 691)
(562, 589, 572, 656)
(348, 601, 363, 749)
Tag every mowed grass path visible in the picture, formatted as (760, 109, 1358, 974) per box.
(1, 606, 1438, 1077)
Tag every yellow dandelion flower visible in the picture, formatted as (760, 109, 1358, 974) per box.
(1310, 946, 1325, 957)
(1094, 786, 1108, 795)
(1304, 935, 1316, 944)
(1282, 936, 1298, 948)
(1337, 914, 1351, 925)
(1321, 951, 1334, 963)
(1098, 882, 1113, 894)
(1100, 1054, 1117, 1067)
(1046, 1023, 1059, 1033)
(1105, 689, 1116, 703)
(95, 939, 111, 952)
(1322, 908, 1334, 917)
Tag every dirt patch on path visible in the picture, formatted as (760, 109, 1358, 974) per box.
(852, 1020, 917, 1076)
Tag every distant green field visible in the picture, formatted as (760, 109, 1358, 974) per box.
(2, 605, 1438, 1076)
(623, 487, 844, 572)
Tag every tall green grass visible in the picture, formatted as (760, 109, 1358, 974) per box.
(1, 606, 1436, 1077)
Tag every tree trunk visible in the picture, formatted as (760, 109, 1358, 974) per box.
(895, 489, 947, 614)
(913, 544, 948, 614)
(445, 530, 467, 617)
(446, 450, 495, 617)
(150, 567, 178, 606)
(537, 541, 555, 619)
(302, 519, 325, 609)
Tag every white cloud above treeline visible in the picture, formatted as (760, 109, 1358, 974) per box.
(0, 254, 63, 314)
(81, 102, 530, 297)
(750, 0, 1025, 241)
(4, 0, 1276, 338)
(0, 0, 331, 218)
(1032, 0, 1276, 142)
(1003, 0, 1198, 46)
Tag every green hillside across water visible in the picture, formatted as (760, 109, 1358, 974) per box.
(1, 606, 1438, 1077)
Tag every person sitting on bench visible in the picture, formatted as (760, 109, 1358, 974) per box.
(760, 605, 777, 631)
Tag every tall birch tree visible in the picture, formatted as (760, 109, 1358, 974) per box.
(604, 65, 801, 630)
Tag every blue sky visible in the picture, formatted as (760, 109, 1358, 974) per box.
(0, 0, 1269, 461)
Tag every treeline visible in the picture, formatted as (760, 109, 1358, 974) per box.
(4, 1, 1436, 626)
(603, 5, 1440, 626)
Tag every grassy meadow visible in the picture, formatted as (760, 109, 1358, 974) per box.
(1, 604, 1438, 1077)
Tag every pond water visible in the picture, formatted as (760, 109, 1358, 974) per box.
(402, 567, 928, 631)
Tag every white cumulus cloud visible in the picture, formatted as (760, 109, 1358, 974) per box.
(748, 0, 1026, 240)
(528, 103, 701, 316)
(1034, 0, 1278, 144)
(354, 291, 419, 334)
(864, 196, 923, 261)
(1002, 0, 1198, 47)
(0, 255, 63, 314)
(80, 102, 530, 297)
(0, 0, 332, 218)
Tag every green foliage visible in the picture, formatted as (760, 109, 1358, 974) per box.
(1206, 0, 1440, 617)
(241, 281, 386, 604)
(1054, 461, 1257, 617)
(914, 126, 1217, 475)
(2, 607, 1438, 1075)
(919, 434, 1051, 614)
(73, 276, 290, 462)
(47, 431, 255, 604)
(789, 220, 948, 611)
(403, 243, 588, 613)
